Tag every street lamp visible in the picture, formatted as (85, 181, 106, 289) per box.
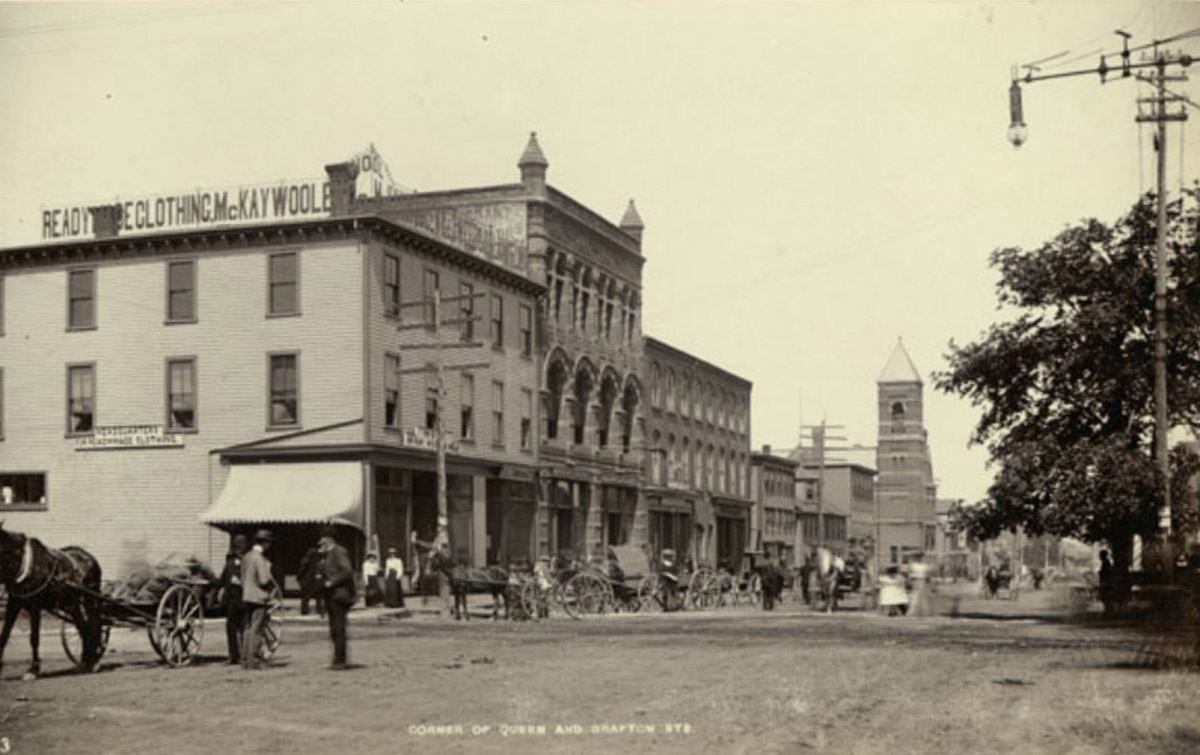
(1007, 80, 1028, 148)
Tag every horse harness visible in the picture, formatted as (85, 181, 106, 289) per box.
(8, 537, 86, 601)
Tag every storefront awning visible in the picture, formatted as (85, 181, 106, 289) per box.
(199, 462, 364, 530)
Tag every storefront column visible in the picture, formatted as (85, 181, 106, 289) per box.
(536, 477, 553, 558)
(585, 480, 603, 564)
(633, 488, 649, 551)
(363, 461, 377, 553)
(472, 475, 487, 568)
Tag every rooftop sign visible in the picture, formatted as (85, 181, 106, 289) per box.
(42, 179, 332, 241)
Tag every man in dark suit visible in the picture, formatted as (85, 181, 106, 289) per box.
(297, 544, 325, 617)
(217, 534, 247, 664)
(320, 526, 356, 669)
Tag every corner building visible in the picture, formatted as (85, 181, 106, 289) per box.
(0, 173, 543, 580)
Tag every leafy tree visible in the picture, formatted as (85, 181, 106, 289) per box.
(935, 191, 1200, 569)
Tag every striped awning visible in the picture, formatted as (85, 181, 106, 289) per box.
(200, 462, 364, 530)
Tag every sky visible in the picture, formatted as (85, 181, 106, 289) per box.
(2, 1, 1200, 505)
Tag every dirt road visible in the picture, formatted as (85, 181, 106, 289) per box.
(1, 585, 1197, 755)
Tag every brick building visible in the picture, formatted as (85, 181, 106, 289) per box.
(342, 134, 647, 565)
(0, 165, 542, 580)
(875, 338, 938, 565)
(642, 336, 752, 569)
(750, 448, 799, 567)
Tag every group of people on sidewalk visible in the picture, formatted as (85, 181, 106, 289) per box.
(216, 526, 357, 670)
(862, 553, 935, 617)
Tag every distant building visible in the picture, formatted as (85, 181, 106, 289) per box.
(642, 336, 752, 569)
(876, 338, 938, 565)
(750, 447, 799, 567)
(793, 462, 856, 559)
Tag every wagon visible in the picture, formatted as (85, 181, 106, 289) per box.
(58, 558, 283, 669)
(516, 547, 660, 619)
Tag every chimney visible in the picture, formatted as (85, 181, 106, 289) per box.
(518, 131, 549, 195)
(89, 205, 121, 239)
(324, 160, 360, 216)
(762, 444, 772, 455)
(619, 199, 644, 246)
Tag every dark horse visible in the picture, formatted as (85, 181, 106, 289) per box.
(0, 524, 104, 679)
(427, 549, 510, 621)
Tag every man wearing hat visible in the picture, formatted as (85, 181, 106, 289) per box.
(240, 529, 275, 670)
(319, 526, 355, 669)
(217, 534, 248, 664)
(659, 548, 680, 611)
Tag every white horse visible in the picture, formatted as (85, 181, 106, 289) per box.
(812, 547, 843, 613)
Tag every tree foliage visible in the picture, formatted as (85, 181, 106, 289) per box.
(935, 190, 1200, 549)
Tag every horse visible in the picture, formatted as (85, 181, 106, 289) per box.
(0, 524, 104, 679)
(812, 547, 843, 613)
(427, 549, 510, 621)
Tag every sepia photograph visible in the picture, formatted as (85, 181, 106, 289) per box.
(1, 1, 1199, 753)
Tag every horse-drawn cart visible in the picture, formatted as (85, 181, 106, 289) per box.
(59, 559, 283, 670)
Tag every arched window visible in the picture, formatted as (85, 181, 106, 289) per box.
(666, 370, 677, 413)
(651, 363, 662, 407)
(681, 375, 691, 419)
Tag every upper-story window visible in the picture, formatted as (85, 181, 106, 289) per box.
(665, 370, 676, 413)
(423, 269, 439, 328)
(383, 254, 400, 317)
(461, 373, 475, 441)
(519, 304, 532, 357)
(651, 363, 662, 408)
(166, 260, 196, 322)
(384, 354, 401, 428)
(166, 358, 197, 431)
(268, 253, 298, 316)
(268, 353, 299, 427)
(67, 363, 95, 434)
(425, 367, 438, 431)
(681, 376, 691, 419)
(459, 282, 475, 341)
(520, 388, 533, 451)
(491, 294, 504, 350)
(68, 269, 96, 329)
(492, 381, 505, 446)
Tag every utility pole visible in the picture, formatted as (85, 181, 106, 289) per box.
(397, 288, 488, 611)
(798, 421, 846, 551)
(1007, 31, 1192, 549)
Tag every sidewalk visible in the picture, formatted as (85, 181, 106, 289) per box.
(278, 594, 496, 624)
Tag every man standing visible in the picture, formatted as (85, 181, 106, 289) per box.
(240, 529, 275, 670)
(297, 544, 325, 617)
(320, 527, 356, 669)
(217, 534, 247, 664)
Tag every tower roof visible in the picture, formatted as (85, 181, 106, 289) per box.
(878, 338, 923, 384)
(619, 199, 644, 230)
(518, 131, 548, 169)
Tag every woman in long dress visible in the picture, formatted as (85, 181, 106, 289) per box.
(907, 553, 933, 617)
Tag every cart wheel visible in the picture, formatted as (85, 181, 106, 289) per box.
(562, 573, 609, 619)
(60, 621, 111, 668)
(687, 568, 710, 609)
(636, 574, 662, 612)
(259, 586, 283, 661)
(153, 583, 204, 667)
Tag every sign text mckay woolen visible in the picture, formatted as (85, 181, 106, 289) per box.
(43, 179, 332, 240)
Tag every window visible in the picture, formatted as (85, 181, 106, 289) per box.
(521, 388, 533, 451)
(491, 293, 504, 349)
(423, 269, 440, 327)
(461, 374, 475, 441)
(384, 254, 400, 317)
(492, 381, 505, 446)
(519, 304, 532, 357)
(68, 269, 95, 329)
(166, 358, 197, 431)
(268, 354, 298, 426)
(459, 282, 475, 341)
(385, 354, 401, 428)
(268, 253, 298, 316)
(67, 364, 94, 434)
(425, 367, 438, 431)
(166, 260, 196, 322)
(0, 473, 46, 508)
